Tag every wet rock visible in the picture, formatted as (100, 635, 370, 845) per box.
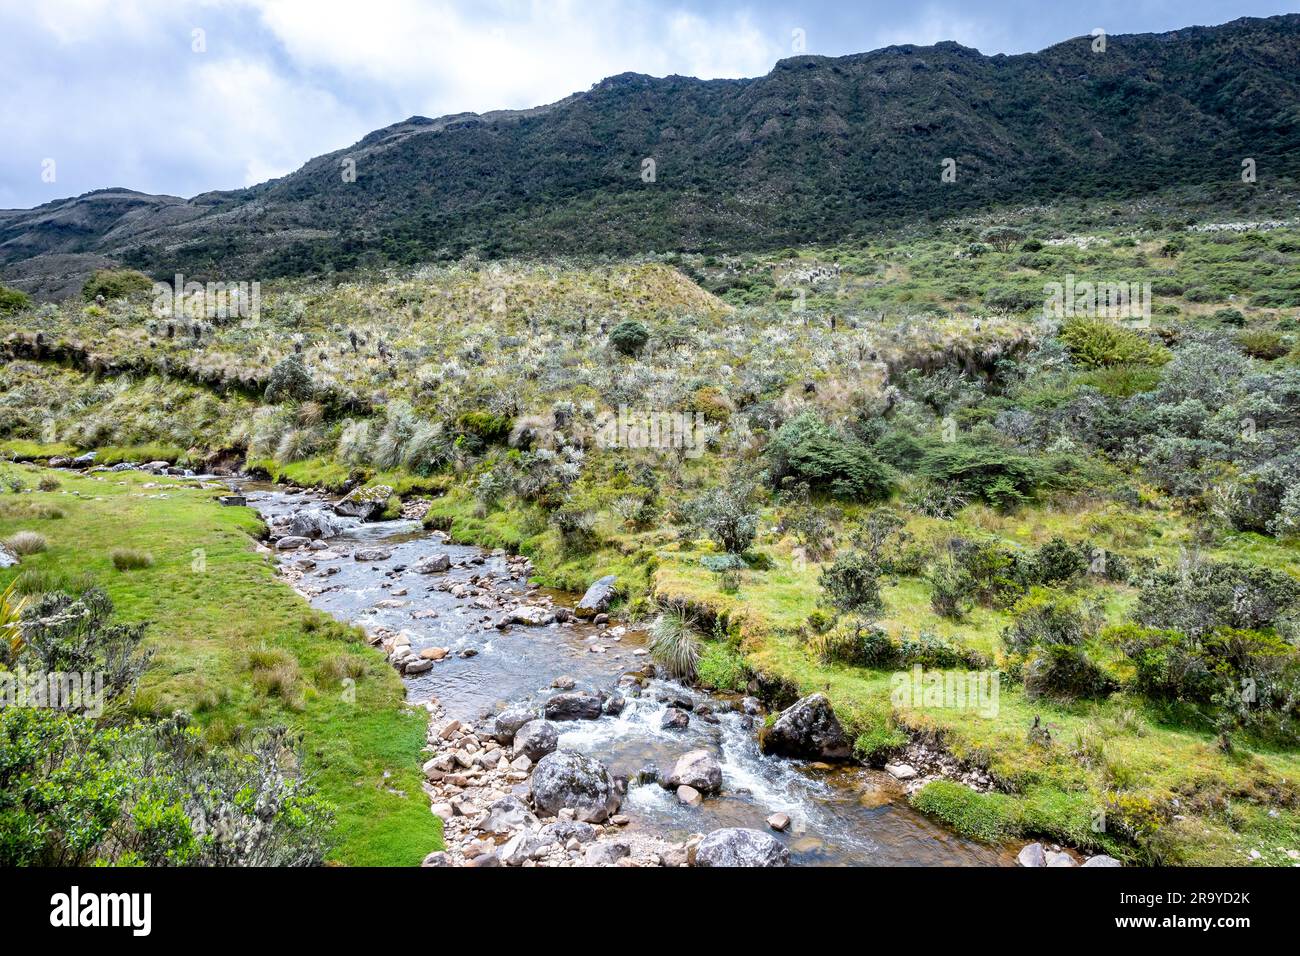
(544, 691, 603, 721)
(660, 707, 690, 731)
(1017, 843, 1047, 868)
(72, 452, 97, 468)
(0, 543, 18, 569)
(666, 750, 722, 795)
(538, 820, 598, 845)
(512, 719, 559, 763)
(353, 547, 393, 562)
(575, 574, 617, 618)
(420, 646, 449, 660)
(767, 813, 791, 832)
(759, 693, 851, 761)
(551, 675, 576, 690)
(1045, 851, 1077, 867)
(583, 842, 630, 866)
(505, 605, 556, 627)
(530, 750, 621, 823)
(602, 694, 626, 716)
(633, 765, 661, 787)
(885, 763, 918, 781)
(677, 785, 703, 806)
(741, 696, 763, 716)
(421, 851, 451, 867)
(403, 657, 434, 674)
(1082, 855, 1122, 867)
(275, 536, 311, 551)
(492, 704, 538, 744)
(283, 508, 347, 539)
(413, 554, 451, 574)
(334, 484, 393, 521)
(694, 828, 789, 867)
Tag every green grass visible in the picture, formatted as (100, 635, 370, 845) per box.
(0, 466, 440, 865)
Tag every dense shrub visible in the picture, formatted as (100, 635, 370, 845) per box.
(819, 547, 884, 617)
(1023, 642, 1115, 701)
(609, 320, 650, 356)
(264, 355, 315, 404)
(1060, 319, 1169, 368)
(916, 442, 1040, 509)
(1002, 588, 1100, 657)
(0, 284, 31, 317)
(687, 481, 760, 554)
(1133, 558, 1300, 639)
(1026, 537, 1091, 587)
(82, 269, 153, 302)
(768, 413, 893, 500)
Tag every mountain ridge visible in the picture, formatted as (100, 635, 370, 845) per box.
(3, 13, 1299, 298)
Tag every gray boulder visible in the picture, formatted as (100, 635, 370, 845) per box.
(583, 842, 630, 866)
(333, 484, 393, 521)
(512, 719, 559, 763)
(275, 536, 311, 551)
(353, 547, 393, 562)
(1082, 855, 1123, 868)
(665, 749, 722, 795)
(759, 693, 851, 760)
(0, 543, 18, 569)
(492, 704, 538, 744)
(477, 796, 537, 835)
(530, 750, 621, 823)
(1017, 842, 1047, 867)
(283, 508, 347, 539)
(694, 828, 789, 867)
(575, 574, 617, 618)
(413, 553, 451, 574)
(538, 819, 598, 844)
(544, 691, 604, 721)
(660, 707, 690, 731)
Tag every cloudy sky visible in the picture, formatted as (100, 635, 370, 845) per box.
(1, 0, 1293, 209)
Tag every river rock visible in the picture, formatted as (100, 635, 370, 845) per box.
(420, 646, 449, 660)
(885, 762, 918, 781)
(694, 828, 790, 867)
(283, 508, 347, 540)
(677, 785, 703, 806)
(477, 796, 537, 835)
(660, 707, 690, 731)
(1082, 855, 1122, 867)
(538, 819, 598, 845)
(1045, 851, 1077, 867)
(403, 657, 433, 674)
(353, 547, 393, 562)
(544, 691, 603, 721)
(505, 605, 556, 626)
(334, 484, 393, 521)
(72, 452, 97, 468)
(275, 536, 311, 551)
(513, 719, 559, 762)
(665, 749, 722, 794)
(413, 553, 451, 574)
(530, 750, 621, 822)
(759, 693, 851, 761)
(1017, 842, 1047, 867)
(583, 842, 630, 866)
(574, 574, 617, 618)
(767, 812, 791, 832)
(492, 704, 539, 743)
(602, 694, 626, 716)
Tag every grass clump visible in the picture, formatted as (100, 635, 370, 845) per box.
(5, 530, 48, 555)
(649, 604, 701, 681)
(910, 780, 1019, 843)
(110, 548, 154, 571)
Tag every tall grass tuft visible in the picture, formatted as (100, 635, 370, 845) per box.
(649, 605, 701, 682)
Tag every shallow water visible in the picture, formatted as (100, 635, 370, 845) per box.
(250, 485, 1012, 866)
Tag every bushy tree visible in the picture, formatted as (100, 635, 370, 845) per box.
(264, 355, 316, 404)
(0, 284, 31, 317)
(768, 412, 893, 501)
(609, 320, 650, 356)
(688, 481, 759, 554)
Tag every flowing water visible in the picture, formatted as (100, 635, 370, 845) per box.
(251, 485, 1012, 867)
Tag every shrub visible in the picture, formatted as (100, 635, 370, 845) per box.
(1002, 588, 1099, 657)
(687, 481, 759, 554)
(1023, 642, 1115, 701)
(1133, 558, 1300, 639)
(768, 412, 893, 500)
(916, 442, 1040, 508)
(264, 355, 315, 404)
(82, 269, 153, 302)
(806, 622, 896, 667)
(5, 530, 47, 555)
(649, 606, 700, 681)
(0, 284, 32, 317)
(110, 548, 154, 571)
(1235, 329, 1289, 360)
(1027, 537, 1091, 586)
(819, 547, 884, 617)
(609, 320, 650, 356)
(1113, 624, 1217, 703)
(1060, 319, 1169, 368)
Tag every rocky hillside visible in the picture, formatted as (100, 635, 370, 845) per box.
(3, 14, 1299, 298)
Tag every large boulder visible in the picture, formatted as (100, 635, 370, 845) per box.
(333, 484, 393, 521)
(530, 750, 621, 823)
(512, 720, 559, 763)
(574, 574, 617, 618)
(413, 553, 451, 574)
(283, 508, 348, 540)
(694, 828, 789, 867)
(544, 691, 604, 721)
(492, 704, 539, 744)
(665, 750, 723, 794)
(759, 693, 851, 760)
(274, 536, 312, 551)
(505, 605, 556, 627)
